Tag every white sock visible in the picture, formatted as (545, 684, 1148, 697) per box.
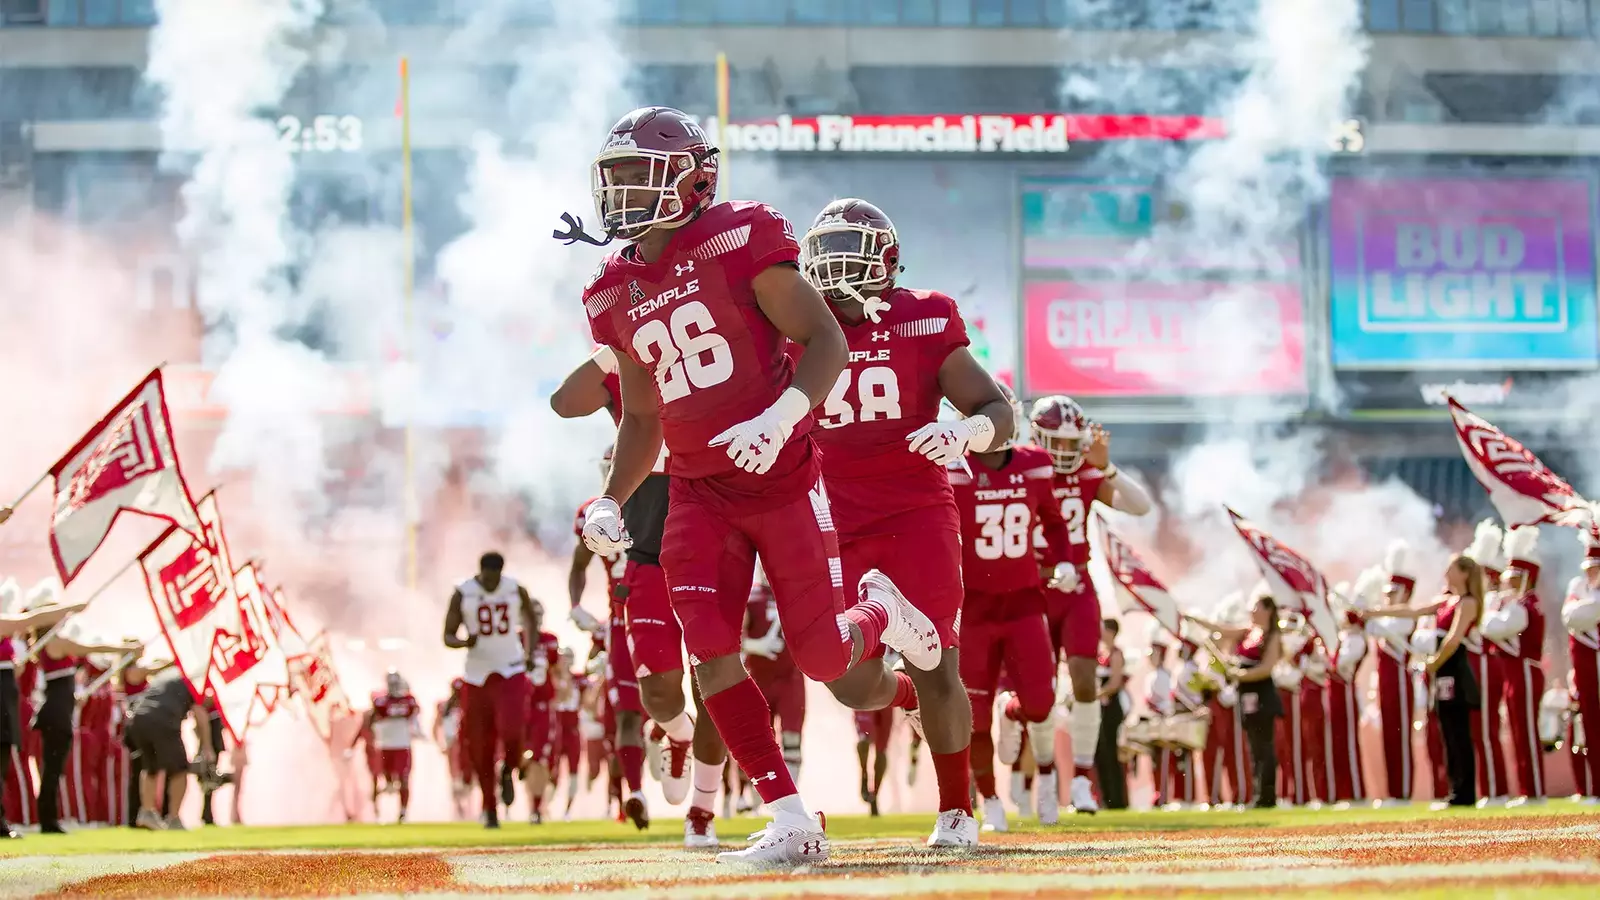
(768, 792, 810, 824)
(1027, 715, 1058, 768)
(691, 757, 724, 812)
(1068, 701, 1100, 769)
(660, 711, 694, 743)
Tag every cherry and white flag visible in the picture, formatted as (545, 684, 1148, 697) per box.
(1225, 506, 1341, 653)
(211, 562, 292, 739)
(1448, 397, 1590, 528)
(51, 369, 201, 585)
(296, 630, 354, 743)
(140, 492, 235, 706)
(1094, 512, 1184, 642)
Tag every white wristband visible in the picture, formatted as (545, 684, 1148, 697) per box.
(591, 345, 618, 375)
(962, 414, 998, 451)
(771, 387, 813, 430)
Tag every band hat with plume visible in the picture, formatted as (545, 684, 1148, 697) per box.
(1463, 519, 1507, 575)
(1384, 540, 1416, 594)
(1149, 621, 1172, 647)
(23, 577, 62, 612)
(0, 578, 20, 615)
(1504, 525, 1542, 582)
(1328, 580, 1358, 626)
(1579, 519, 1600, 569)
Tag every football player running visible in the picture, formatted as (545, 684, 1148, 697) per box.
(441, 552, 542, 828)
(948, 383, 1066, 830)
(793, 198, 1014, 847)
(568, 107, 941, 868)
(360, 670, 421, 824)
(1030, 397, 1153, 813)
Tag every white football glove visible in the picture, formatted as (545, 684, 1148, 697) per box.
(707, 388, 811, 475)
(905, 415, 996, 467)
(1047, 562, 1080, 593)
(570, 606, 604, 634)
(581, 497, 632, 555)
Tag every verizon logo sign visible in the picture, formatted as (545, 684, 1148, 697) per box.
(1421, 379, 1514, 406)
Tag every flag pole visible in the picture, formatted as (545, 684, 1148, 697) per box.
(4, 472, 49, 515)
(715, 52, 730, 200)
(20, 554, 142, 664)
(400, 55, 419, 596)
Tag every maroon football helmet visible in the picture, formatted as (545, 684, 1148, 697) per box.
(800, 198, 900, 303)
(588, 106, 719, 242)
(1030, 395, 1092, 474)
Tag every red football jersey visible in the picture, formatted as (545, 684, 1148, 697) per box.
(527, 630, 562, 701)
(583, 201, 809, 486)
(950, 445, 1064, 613)
(1050, 467, 1109, 569)
(800, 288, 969, 536)
(574, 498, 627, 594)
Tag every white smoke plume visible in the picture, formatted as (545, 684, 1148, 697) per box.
(1072, 3, 1457, 617)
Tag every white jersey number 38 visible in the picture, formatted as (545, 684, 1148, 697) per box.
(974, 502, 1032, 560)
(632, 300, 734, 404)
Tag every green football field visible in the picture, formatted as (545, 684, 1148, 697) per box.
(0, 803, 1596, 898)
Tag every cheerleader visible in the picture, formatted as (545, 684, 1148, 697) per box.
(0, 580, 84, 838)
(1195, 589, 1284, 809)
(1562, 526, 1600, 802)
(23, 590, 140, 833)
(1368, 543, 1419, 805)
(1363, 553, 1489, 808)
(1484, 527, 1545, 804)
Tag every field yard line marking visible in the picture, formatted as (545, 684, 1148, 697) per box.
(0, 852, 210, 900)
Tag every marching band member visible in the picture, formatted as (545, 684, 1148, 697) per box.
(1327, 572, 1377, 808)
(1413, 615, 1451, 801)
(1144, 627, 1176, 808)
(1272, 614, 1307, 806)
(1199, 593, 1250, 809)
(1563, 526, 1600, 802)
(1368, 542, 1418, 805)
(1483, 526, 1543, 804)
(1296, 621, 1332, 807)
(2, 578, 84, 838)
(1171, 634, 1207, 809)
(1094, 619, 1129, 811)
(1194, 588, 1283, 809)
(1364, 554, 1489, 808)
(1463, 520, 1511, 804)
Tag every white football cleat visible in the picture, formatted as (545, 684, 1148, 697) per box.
(861, 569, 941, 671)
(661, 739, 692, 805)
(995, 695, 1023, 766)
(1036, 771, 1060, 825)
(645, 731, 666, 784)
(980, 795, 1009, 832)
(926, 809, 979, 848)
(1009, 770, 1031, 813)
(716, 812, 830, 869)
(684, 807, 719, 849)
(1069, 775, 1099, 814)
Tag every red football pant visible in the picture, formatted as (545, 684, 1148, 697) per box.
(661, 474, 852, 683)
(1496, 653, 1545, 799)
(525, 700, 553, 767)
(605, 598, 643, 714)
(1326, 676, 1366, 802)
(855, 708, 894, 754)
(1569, 635, 1600, 796)
(960, 612, 1056, 733)
(462, 673, 529, 812)
(1045, 585, 1100, 661)
(1298, 680, 1329, 804)
(839, 512, 964, 651)
(622, 560, 686, 679)
(1203, 699, 1247, 805)
(1375, 650, 1414, 800)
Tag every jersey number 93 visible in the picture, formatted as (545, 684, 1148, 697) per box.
(476, 602, 511, 636)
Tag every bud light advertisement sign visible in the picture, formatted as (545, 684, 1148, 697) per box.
(1327, 174, 1600, 370)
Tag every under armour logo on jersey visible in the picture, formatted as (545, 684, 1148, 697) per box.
(674, 260, 694, 277)
(1010, 473, 1025, 484)
(871, 331, 890, 342)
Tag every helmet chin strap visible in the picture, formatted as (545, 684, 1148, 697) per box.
(839, 281, 891, 324)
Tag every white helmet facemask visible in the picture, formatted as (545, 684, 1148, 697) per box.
(801, 222, 894, 324)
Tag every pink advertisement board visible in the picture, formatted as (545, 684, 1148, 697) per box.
(1022, 280, 1307, 397)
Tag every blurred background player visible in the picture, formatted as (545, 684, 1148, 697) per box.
(547, 648, 584, 820)
(359, 669, 420, 824)
(947, 383, 1062, 831)
(1487, 526, 1545, 805)
(576, 107, 942, 869)
(433, 678, 469, 818)
(743, 561, 804, 785)
(442, 551, 540, 829)
(795, 196, 1016, 847)
(854, 705, 894, 817)
(1030, 396, 1153, 814)
(1564, 527, 1600, 802)
(521, 601, 561, 823)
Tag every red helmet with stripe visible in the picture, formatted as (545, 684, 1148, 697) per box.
(1029, 395, 1091, 474)
(591, 107, 719, 242)
(800, 198, 900, 304)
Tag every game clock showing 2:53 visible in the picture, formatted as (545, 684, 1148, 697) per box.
(276, 114, 363, 153)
